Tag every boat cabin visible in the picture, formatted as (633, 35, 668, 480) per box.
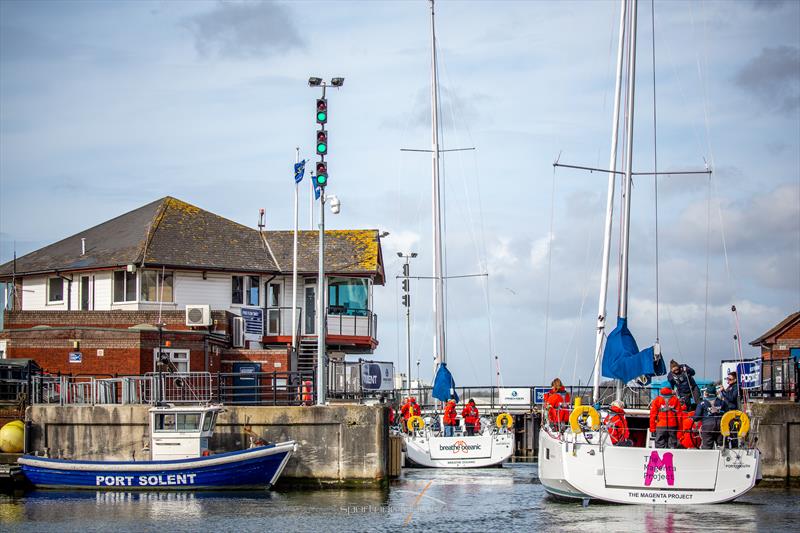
(149, 404, 222, 461)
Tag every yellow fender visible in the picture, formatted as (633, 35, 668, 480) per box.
(407, 415, 425, 432)
(496, 413, 514, 429)
(569, 405, 600, 433)
(720, 410, 750, 438)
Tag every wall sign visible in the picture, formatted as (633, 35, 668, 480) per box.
(69, 352, 82, 364)
(241, 307, 264, 340)
(499, 387, 531, 405)
(360, 362, 394, 392)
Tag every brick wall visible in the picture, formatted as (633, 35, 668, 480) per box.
(220, 348, 289, 373)
(762, 322, 800, 360)
(3, 309, 231, 333)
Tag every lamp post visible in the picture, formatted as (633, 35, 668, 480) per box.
(398, 252, 417, 395)
(308, 76, 344, 406)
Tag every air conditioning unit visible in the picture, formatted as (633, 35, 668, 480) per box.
(232, 316, 245, 348)
(185, 304, 212, 327)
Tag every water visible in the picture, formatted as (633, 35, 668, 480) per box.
(0, 464, 797, 532)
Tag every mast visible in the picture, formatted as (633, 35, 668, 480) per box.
(593, 0, 627, 403)
(430, 0, 446, 366)
(619, 0, 637, 320)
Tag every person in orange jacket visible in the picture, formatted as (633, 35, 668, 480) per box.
(461, 399, 480, 436)
(409, 397, 421, 418)
(677, 402, 700, 449)
(543, 377, 571, 428)
(443, 397, 458, 437)
(603, 400, 632, 446)
(650, 386, 681, 448)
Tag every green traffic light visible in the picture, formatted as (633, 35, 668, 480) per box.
(317, 111, 327, 122)
(317, 143, 327, 154)
(318, 175, 327, 185)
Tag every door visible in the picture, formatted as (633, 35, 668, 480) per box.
(304, 285, 316, 335)
(232, 362, 261, 404)
(80, 276, 90, 310)
(266, 282, 281, 335)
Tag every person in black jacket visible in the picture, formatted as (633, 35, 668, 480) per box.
(667, 360, 700, 411)
(721, 372, 740, 411)
(693, 384, 725, 449)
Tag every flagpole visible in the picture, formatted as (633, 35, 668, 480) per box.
(309, 174, 314, 229)
(292, 148, 300, 350)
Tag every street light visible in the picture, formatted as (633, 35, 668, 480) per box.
(308, 76, 345, 406)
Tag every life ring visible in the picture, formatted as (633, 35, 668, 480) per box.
(496, 413, 514, 429)
(720, 410, 750, 438)
(407, 415, 425, 432)
(569, 405, 601, 433)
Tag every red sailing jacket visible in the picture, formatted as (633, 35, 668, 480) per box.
(544, 387, 571, 424)
(677, 410, 700, 449)
(443, 401, 457, 426)
(603, 405, 630, 444)
(649, 388, 681, 432)
(409, 401, 421, 417)
(461, 403, 479, 426)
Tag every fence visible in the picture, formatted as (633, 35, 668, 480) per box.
(752, 358, 799, 399)
(327, 360, 395, 401)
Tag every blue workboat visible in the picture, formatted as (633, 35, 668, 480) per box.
(19, 405, 296, 490)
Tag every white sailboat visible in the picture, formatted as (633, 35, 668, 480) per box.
(402, 0, 514, 469)
(537, 0, 760, 504)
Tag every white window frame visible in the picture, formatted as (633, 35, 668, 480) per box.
(153, 348, 190, 373)
(140, 269, 175, 303)
(113, 270, 138, 304)
(47, 277, 65, 304)
(231, 275, 244, 306)
(246, 275, 260, 306)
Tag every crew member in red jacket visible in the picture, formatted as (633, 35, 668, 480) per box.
(650, 386, 681, 448)
(461, 399, 480, 436)
(603, 400, 632, 446)
(677, 401, 700, 449)
(543, 378, 571, 427)
(443, 398, 458, 437)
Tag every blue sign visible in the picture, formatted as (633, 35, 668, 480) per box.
(68, 352, 82, 364)
(737, 360, 761, 390)
(534, 387, 549, 404)
(240, 307, 263, 336)
(361, 362, 394, 392)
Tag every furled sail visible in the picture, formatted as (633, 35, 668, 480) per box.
(601, 317, 666, 383)
(432, 362, 459, 403)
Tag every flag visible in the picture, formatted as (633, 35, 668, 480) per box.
(294, 160, 306, 183)
(312, 175, 320, 200)
(432, 362, 459, 403)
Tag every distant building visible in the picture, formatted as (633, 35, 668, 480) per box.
(749, 310, 800, 396)
(0, 197, 385, 376)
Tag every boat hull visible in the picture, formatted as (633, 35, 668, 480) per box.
(18, 441, 296, 490)
(404, 432, 514, 468)
(538, 428, 760, 504)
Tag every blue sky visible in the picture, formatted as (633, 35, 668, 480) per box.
(1, 0, 798, 386)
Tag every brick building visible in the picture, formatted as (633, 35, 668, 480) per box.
(0, 197, 385, 377)
(749, 310, 800, 395)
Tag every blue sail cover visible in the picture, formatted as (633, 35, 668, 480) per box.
(432, 363, 459, 403)
(602, 317, 666, 383)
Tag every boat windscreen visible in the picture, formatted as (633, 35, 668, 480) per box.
(177, 413, 201, 431)
(202, 412, 215, 431)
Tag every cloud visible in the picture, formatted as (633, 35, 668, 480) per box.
(183, 1, 305, 59)
(382, 85, 492, 131)
(734, 46, 800, 113)
(750, 0, 791, 11)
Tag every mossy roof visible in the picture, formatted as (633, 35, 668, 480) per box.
(0, 197, 385, 284)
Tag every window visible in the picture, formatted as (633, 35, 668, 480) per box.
(202, 412, 215, 432)
(247, 275, 260, 306)
(113, 271, 137, 302)
(232, 276, 244, 304)
(328, 277, 369, 316)
(48, 278, 64, 303)
(154, 413, 176, 432)
(176, 413, 201, 431)
(140, 270, 174, 302)
(153, 348, 189, 373)
(268, 283, 280, 307)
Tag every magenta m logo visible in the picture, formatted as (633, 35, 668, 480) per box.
(644, 451, 675, 486)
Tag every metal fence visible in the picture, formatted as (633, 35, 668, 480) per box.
(752, 358, 799, 399)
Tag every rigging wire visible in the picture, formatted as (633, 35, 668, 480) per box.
(703, 175, 711, 378)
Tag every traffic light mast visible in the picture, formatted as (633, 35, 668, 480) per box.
(398, 252, 417, 393)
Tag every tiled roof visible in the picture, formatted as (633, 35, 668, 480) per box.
(0, 197, 385, 283)
(749, 310, 800, 346)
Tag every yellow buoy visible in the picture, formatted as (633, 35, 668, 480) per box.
(0, 421, 24, 453)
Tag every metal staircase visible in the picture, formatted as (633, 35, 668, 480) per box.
(298, 338, 318, 375)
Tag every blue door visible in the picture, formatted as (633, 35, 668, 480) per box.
(232, 363, 261, 404)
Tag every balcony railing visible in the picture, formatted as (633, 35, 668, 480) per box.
(262, 306, 377, 340)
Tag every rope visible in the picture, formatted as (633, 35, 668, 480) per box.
(542, 165, 557, 382)
(650, 0, 660, 343)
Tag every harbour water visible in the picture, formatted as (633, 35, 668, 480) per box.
(0, 464, 797, 532)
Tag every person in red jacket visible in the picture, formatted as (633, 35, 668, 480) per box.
(677, 405, 700, 449)
(603, 400, 632, 446)
(461, 399, 480, 436)
(543, 378, 571, 428)
(650, 386, 681, 448)
(400, 398, 411, 432)
(409, 397, 421, 418)
(443, 398, 458, 437)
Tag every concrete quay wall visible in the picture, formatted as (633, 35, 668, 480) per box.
(25, 404, 389, 487)
(751, 401, 800, 483)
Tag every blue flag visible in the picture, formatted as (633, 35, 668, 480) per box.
(294, 160, 306, 183)
(432, 362, 459, 403)
(312, 174, 320, 200)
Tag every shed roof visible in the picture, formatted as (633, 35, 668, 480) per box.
(0, 197, 385, 283)
(749, 310, 800, 346)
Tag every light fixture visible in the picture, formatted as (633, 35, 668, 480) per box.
(379, 231, 389, 238)
(308, 77, 323, 87)
(397, 252, 403, 258)
(331, 77, 345, 87)
(328, 195, 341, 214)
(411, 253, 418, 258)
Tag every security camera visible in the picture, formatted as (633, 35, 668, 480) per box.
(329, 195, 341, 214)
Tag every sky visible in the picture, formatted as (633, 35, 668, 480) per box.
(1, 0, 798, 387)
